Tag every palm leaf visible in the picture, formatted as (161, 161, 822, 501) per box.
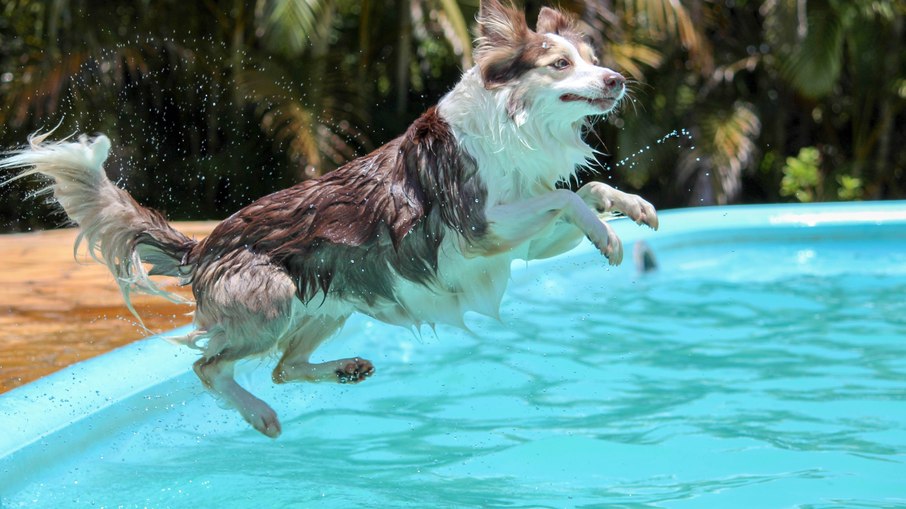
(236, 58, 367, 177)
(619, 0, 711, 72)
(608, 42, 664, 80)
(779, 0, 844, 99)
(680, 102, 761, 204)
(436, 0, 473, 67)
(236, 64, 322, 171)
(255, 0, 328, 57)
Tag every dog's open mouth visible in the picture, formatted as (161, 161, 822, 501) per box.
(560, 94, 615, 110)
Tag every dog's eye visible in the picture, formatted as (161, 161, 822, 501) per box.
(551, 58, 571, 70)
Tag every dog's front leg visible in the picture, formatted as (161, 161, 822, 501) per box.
(474, 189, 623, 265)
(526, 184, 659, 260)
(525, 220, 585, 260)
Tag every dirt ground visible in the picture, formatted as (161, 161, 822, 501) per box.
(0, 222, 216, 392)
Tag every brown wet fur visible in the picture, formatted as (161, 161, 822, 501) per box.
(191, 107, 487, 308)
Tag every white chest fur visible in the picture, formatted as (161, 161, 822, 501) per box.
(437, 68, 595, 206)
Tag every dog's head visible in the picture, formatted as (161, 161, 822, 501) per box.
(474, 1, 625, 125)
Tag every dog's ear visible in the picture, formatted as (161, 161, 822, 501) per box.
(477, 0, 527, 47)
(535, 6, 576, 35)
(475, 0, 536, 89)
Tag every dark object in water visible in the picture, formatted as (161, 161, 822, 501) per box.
(634, 240, 657, 273)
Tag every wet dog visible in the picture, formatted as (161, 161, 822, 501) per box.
(1, 0, 657, 437)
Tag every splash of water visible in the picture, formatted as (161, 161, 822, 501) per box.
(603, 128, 696, 173)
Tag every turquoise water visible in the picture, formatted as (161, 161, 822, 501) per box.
(3, 222, 906, 508)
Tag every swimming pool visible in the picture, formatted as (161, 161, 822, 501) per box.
(1, 201, 905, 508)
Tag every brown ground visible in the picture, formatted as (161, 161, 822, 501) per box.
(0, 222, 217, 393)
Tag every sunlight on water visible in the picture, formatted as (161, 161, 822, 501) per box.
(3, 225, 905, 508)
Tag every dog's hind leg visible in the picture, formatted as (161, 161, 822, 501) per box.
(276, 355, 375, 384)
(194, 352, 282, 438)
(272, 315, 375, 385)
(190, 251, 297, 437)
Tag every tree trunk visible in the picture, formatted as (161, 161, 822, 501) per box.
(872, 13, 902, 199)
(395, 0, 412, 116)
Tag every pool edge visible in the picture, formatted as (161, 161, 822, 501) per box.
(0, 325, 198, 458)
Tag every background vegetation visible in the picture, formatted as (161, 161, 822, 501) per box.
(1, 0, 904, 232)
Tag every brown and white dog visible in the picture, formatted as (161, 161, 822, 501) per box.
(1, 1, 657, 437)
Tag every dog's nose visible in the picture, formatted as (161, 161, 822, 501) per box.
(603, 70, 625, 92)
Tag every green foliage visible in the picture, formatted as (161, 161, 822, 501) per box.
(779, 147, 865, 202)
(781, 147, 822, 202)
(779, 0, 845, 99)
(0, 0, 903, 232)
(836, 174, 864, 201)
(0, 0, 473, 231)
(258, 0, 329, 57)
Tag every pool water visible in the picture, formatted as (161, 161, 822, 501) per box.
(1, 203, 905, 508)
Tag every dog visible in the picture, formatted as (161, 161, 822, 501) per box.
(0, 0, 657, 437)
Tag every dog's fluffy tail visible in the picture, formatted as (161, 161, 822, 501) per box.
(0, 132, 197, 323)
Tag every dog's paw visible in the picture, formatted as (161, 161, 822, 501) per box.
(587, 221, 623, 266)
(616, 193, 658, 231)
(240, 399, 282, 438)
(580, 182, 659, 231)
(336, 357, 375, 384)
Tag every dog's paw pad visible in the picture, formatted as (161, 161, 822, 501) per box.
(336, 358, 375, 384)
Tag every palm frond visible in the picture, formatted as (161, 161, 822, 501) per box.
(237, 65, 321, 171)
(254, 0, 329, 57)
(618, 0, 712, 72)
(608, 42, 664, 81)
(778, 0, 845, 99)
(236, 60, 366, 177)
(436, 0, 473, 67)
(680, 102, 761, 204)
